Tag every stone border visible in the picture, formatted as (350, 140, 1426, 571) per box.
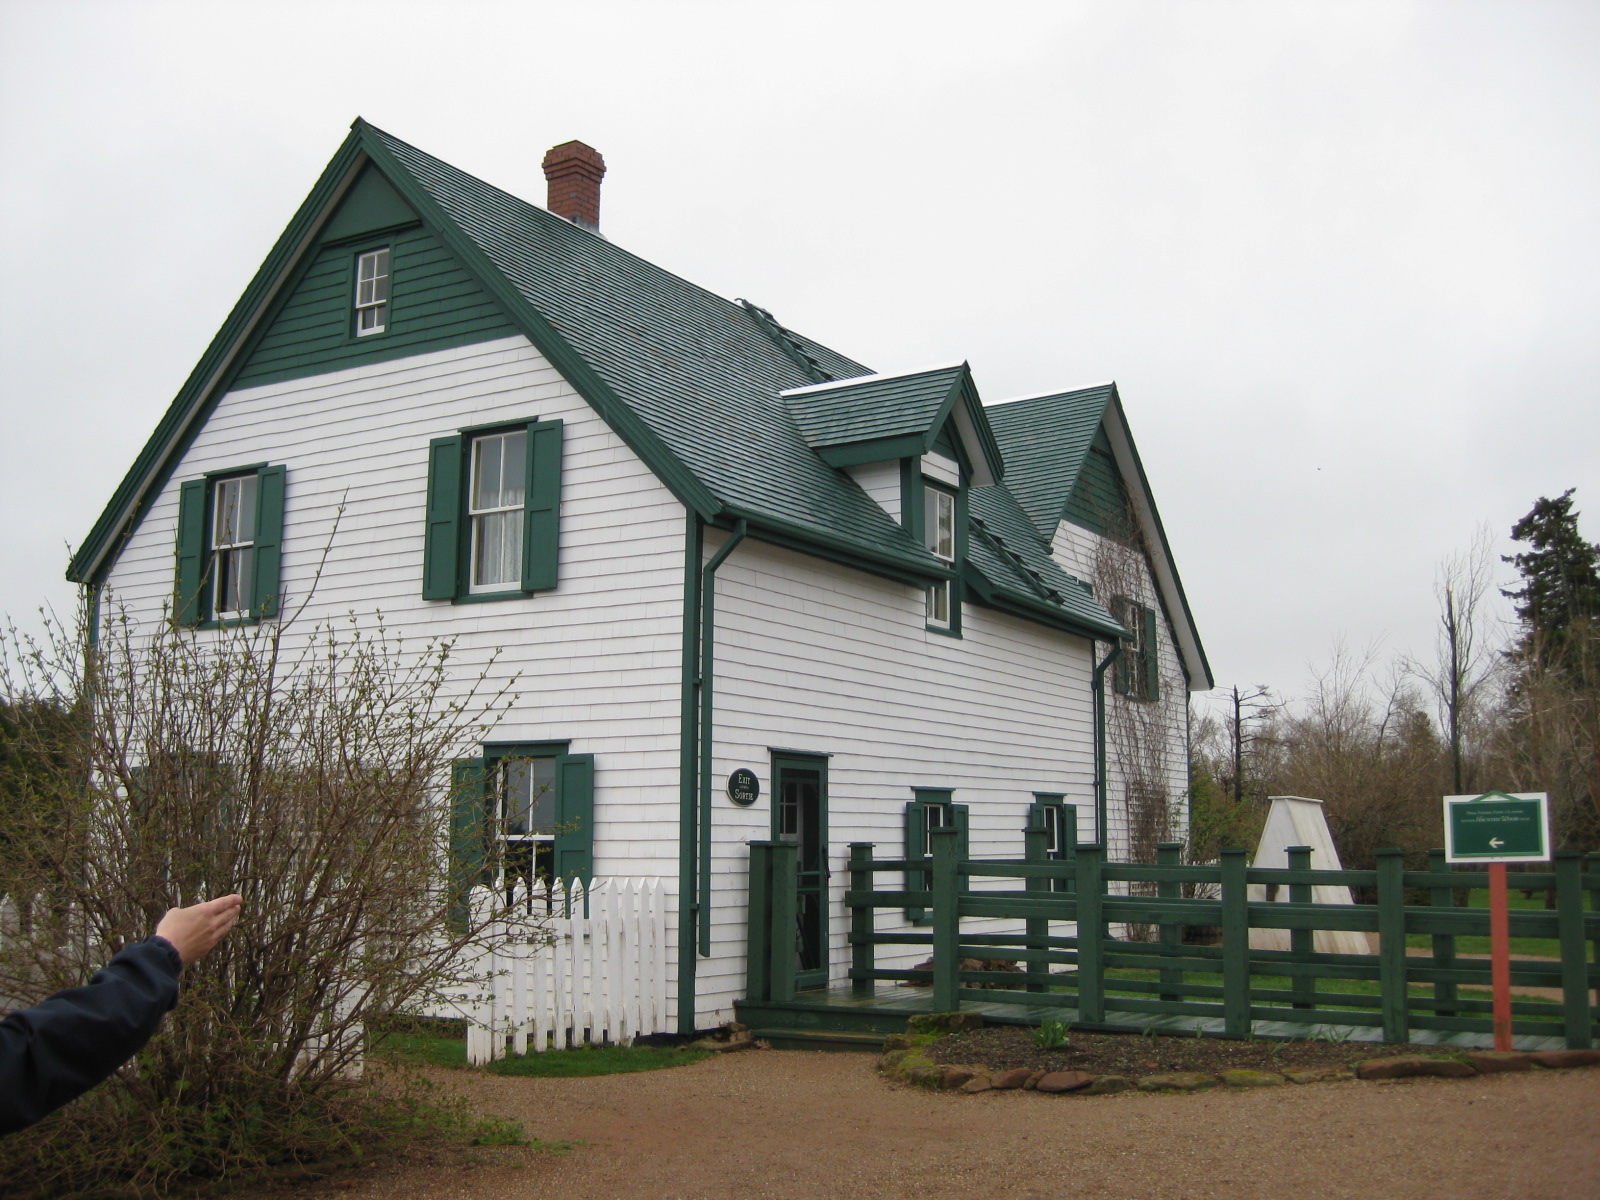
(877, 1015, 1600, 1096)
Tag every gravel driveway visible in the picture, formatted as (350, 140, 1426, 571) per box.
(238, 1048, 1600, 1200)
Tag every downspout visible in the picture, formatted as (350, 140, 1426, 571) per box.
(677, 519, 704, 1034)
(1092, 642, 1123, 849)
(698, 520, 746, 959)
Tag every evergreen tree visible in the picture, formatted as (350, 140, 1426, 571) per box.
(1503, 488, 1600, 671)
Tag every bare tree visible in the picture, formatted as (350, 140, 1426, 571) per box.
(1405, 528, 1504, 793)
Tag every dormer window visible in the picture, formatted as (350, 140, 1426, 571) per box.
(924, 484, 956, 628)
(354, 247, 390, 335)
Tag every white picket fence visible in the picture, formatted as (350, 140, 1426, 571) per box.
(447, 877, 671, 1065)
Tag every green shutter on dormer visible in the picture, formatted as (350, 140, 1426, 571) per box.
(174, 479, 208, 626)
(423, 435, 463, 600)
(522, 419, 563, 592)
(250, 465, 286, 619)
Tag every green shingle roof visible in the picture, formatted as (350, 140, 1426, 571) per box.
(986, 386, 1113, 540)
(72, 120, 1132, 643)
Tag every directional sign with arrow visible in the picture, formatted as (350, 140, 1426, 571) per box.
(1442, 792, 1550, 864)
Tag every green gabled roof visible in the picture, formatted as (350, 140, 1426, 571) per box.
(69, 120, 1127, 644)
(783, 363, 1002, 476)
(985, 385, 1113, 541)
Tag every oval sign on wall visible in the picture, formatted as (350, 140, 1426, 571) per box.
(726, 768, 760, 806)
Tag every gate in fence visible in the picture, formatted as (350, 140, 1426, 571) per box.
(453, 877, 670, 1064)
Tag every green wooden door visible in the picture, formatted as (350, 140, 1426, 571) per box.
(773, 754, 829, 990)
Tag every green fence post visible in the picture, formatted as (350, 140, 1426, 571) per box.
(1157, 842, 1183, 1003)
(1062, 805, 1079, 896)
(769, 839, 798, 1003)
(1554, 851, 1591, 1050)
(1376, 848, 1409, 1045)
(746, 842, 773, 1003)
(1025, 820, 1050, 993)
(1287, 845, 1315, 1011)
(1427, 848, 1457, 1019)
(1587, 853, 1600, 990)
(1076, 844, 1105, 1024)
(849, 842, 876, 997)
(1220, 847, 1250, 1038)
(931, 826, 961, 1013)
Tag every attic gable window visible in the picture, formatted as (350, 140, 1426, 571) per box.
(1112, 596, 1160, 701)
(211, 474, 257, 618)
(354, 247, 390, 336)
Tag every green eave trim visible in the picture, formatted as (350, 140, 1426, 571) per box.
(815, 433, 934, 468)
(721, 507, 949, 589)
(961, 564, 1123, 642)
(69, 134, 372, 584)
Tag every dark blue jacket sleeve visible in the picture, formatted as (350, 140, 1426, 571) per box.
(0, 935, 183, 1135)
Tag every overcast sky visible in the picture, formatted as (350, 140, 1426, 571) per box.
(2, 0, 1596, 713)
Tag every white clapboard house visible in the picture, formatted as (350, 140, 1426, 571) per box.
(68, 122, 1211, 1031)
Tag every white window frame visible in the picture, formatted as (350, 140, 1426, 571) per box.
(210, 474, 257, 619)
(468, 429, 528, 593)
(924, 483, 955, 628)
(354, 247, 390, 336)
(494, 755, 557, 903)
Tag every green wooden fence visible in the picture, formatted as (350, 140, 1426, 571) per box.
(745, 831, 1600, 1047)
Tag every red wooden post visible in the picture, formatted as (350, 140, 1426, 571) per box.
(1488, 862, 1513, 1051)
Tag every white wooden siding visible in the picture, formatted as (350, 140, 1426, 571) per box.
(844, 460, 901, 523)
(1050, 519, 1190, 863)
(100, 335, 693, 1009)
(698, 533, 1097, 1019)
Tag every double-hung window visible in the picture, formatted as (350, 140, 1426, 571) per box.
(448, 744, 595, 926)
(354, 247, 390, 336)
(469, 429, 527, 592)
(924, 484, 956, 629)
(174, 465, 286, 625)
(424, 420, 563, 601)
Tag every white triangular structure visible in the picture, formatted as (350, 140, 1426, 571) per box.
(1247, 796, 1379, 955)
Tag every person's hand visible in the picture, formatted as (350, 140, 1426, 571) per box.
(155, 894, 243, 967)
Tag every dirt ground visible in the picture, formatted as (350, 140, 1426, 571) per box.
(230, 1047, 1600, 1200)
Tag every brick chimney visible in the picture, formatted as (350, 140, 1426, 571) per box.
(542, 140, 606, 231)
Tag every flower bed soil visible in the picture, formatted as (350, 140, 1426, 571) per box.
(929, 1025, 1418, 1077)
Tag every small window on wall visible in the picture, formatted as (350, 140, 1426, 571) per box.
(904, 789, 969, 923)
(448, 744, 594, 929)
(355, 247, 390, 336)
(174, 465, 287, 626)
(1027, 794, 1076, 892)
(1112, 597, 1160, 701)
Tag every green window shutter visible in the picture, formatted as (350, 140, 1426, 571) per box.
(521, 419, 563, 593)
(174, 479, 208, 626)
(423, 435, 463, 600)
(447, 758, 488, 932)
(952, 803, 970, 862)
(903, 799, 928, 923)
(249, 465, 286, 620)
(1142, 606, 1160, 701)
(553, 752, 594, 884)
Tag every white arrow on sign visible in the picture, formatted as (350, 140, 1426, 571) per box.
(1489, 837, 1505, 848)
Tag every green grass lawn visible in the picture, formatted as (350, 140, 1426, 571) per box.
(1403, 886, 1593, 957)
(373, 1021, 712, 1077)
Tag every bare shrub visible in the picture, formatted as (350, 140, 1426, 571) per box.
(0, 602, 527, 1194)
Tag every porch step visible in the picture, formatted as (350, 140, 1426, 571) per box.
(750, 1027, 887, 1052)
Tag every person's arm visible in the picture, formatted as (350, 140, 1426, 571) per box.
(0, 937, 182, 1135)
(0, 894, 241, 1136)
